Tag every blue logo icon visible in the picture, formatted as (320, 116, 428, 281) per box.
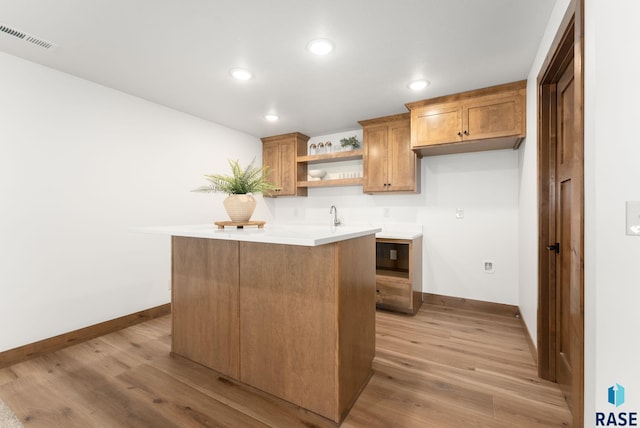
(609, 383, 626, 407)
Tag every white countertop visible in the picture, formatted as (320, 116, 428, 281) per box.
(375, 231, 422, 240)
(136, 223, 382, 247)
(375, 223, 423, 240)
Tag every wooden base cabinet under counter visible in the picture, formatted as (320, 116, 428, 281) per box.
(376, 236, 423, 314)
(169, 228, 378, 424)
(406, 80, 526, 156)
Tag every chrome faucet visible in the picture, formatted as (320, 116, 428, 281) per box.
(329, 205, 341, 226)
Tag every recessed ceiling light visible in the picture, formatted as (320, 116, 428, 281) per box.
(408, 80, 430, 91)
(265, 114, 279, 122)
(230, 68, 253, 81)
(307, 39, 334, 56)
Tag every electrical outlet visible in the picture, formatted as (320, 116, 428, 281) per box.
(390, 249, 397, 260)
(483, 261, 495, 274)
(456, 208, 464, 219)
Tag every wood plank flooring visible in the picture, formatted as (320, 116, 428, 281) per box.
(0, 304, 571, 427)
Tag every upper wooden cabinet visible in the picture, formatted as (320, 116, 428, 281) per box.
(406, 80, 526, 156)
(359, 113, 419, 194)
(261, 132, 309, 197)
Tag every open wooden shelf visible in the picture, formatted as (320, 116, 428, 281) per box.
(298, 178, 363, 188)
(376, 269, 410, 281)
(297, 149, 363, 165)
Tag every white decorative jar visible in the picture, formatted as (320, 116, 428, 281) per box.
(223, 194, 256, 222)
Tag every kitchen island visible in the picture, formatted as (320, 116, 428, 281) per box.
(140, 224, 380, 424)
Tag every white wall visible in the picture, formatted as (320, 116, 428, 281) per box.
(0, 52, 269, 352)
(584, 0, 640, 420)
(270, 130, 520, 305)
(421, 149, 520, 304)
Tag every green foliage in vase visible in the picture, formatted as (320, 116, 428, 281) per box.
(339, 136, 360, 148)
(192, 158, 277, 195)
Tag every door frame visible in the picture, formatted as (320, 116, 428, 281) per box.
(537, 0, 584, 426)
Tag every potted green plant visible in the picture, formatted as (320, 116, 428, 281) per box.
(340, 136, 360, 151)
(192, 158, 276, 222)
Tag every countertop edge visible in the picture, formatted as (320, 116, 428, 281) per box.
(134, 224, 382, 247)
(375, 232, 423, 240)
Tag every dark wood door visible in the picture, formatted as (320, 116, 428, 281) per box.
(554, 57, 583, 412)
(538, 4, 584, 427)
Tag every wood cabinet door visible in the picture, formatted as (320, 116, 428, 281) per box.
(462, 91, 524, 141)
(239, 242, 338, 420)
(172, 237, 240, 378)
(411, 102, 462, 147)
(262, 141, 280, 196)
(262, 140, 299, 196)
(261, 132, 308, 197)
(387, 121, 416, 192)
(277, 141, 296, 195)
(362, 125, 389, 193)
(376, 278, 412, 312)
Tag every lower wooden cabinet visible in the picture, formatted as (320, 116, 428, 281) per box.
(376, 277, 412, 309)
(239, 237, 375, 422)
(171, 237, 240, 377)
(375, 236, 423, 314)
(171, 235, 376, 424)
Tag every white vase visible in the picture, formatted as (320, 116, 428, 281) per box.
(223, 194, 256, 222)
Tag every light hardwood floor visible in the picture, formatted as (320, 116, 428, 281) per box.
(0, 304, 571, 427)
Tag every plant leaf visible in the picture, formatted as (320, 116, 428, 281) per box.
(192, 157, 277, 195)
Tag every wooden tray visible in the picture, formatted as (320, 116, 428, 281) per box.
(214, 220, 266, 229)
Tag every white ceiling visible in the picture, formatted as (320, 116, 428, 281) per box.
(0, 0, 555, 138)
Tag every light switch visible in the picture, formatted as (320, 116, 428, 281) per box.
(626, 201, 640, 236)
(456, 208, 464, 219)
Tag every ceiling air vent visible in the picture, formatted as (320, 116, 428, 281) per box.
(0, 24, 56, 50)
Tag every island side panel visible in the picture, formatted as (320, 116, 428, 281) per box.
(411, 236, 424, 314)
(337, 234, 376, 420)
(171, 236, 240, 378)
(239, 241, 338, 421)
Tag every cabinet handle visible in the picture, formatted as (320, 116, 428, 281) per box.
(463, 130, 469, 135)
(546, 243, 560, 253)
(457, 132, 462, 137)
